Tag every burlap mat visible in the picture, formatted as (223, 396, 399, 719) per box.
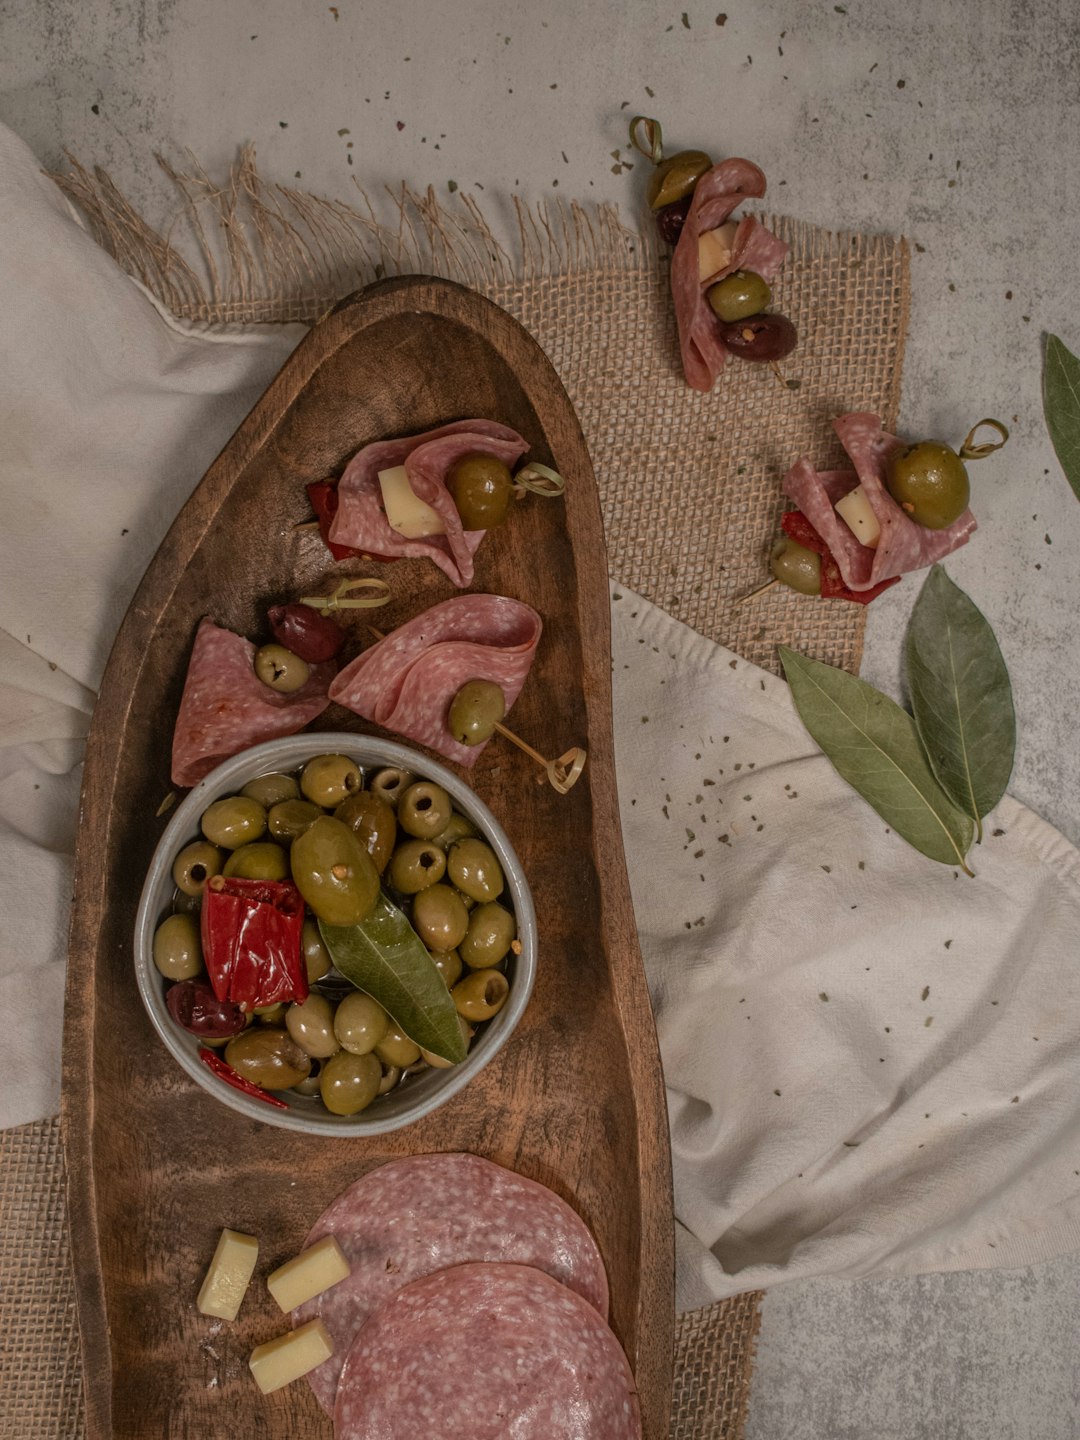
(0, 154, 907, 1439)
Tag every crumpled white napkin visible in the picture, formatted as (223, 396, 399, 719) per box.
(3, 122, 1080, 1302)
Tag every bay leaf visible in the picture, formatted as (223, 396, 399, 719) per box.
(320, 894, 467, 1064)
(779, 646, 975, 871)
(906, 565, 1014, 840)
(1043, 332, 1080, 502)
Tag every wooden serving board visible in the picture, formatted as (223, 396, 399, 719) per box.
(62, 276, 674, 1438)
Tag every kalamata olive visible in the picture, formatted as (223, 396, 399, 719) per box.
(166, 979, 247, 1039)
(655, 194, 692, 245)
(267, 603, 346, 664)
(253, 643, 311, 693)
(718, 313, 798, 362)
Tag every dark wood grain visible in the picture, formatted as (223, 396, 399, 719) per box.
(62, 276, 674, 1438)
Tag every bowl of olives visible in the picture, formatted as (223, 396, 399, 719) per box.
(134, 733, 537, 1135)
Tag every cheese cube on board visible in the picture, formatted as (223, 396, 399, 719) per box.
(267, 1235, 352, 1313)
(196, 1229, 259, 1322)
(249, 1319, 334, 1394)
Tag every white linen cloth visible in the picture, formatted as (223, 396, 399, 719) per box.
(3, 123, 1079, 1300)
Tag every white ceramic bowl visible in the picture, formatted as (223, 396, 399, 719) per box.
(134, 733, 537, 1135)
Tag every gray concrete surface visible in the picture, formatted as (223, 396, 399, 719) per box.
(3, 2, 1078, 1436)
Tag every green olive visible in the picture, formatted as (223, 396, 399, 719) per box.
(452, 968, 510, 1022)
(152, 912, 203, 981)
(421, 1015, 472, 1068)
(333, 991, 390, 1055)
(884, 441, 970, 529)
(769, 537, 822, 596)
(302, 918, 333, 983)
(373, 1026, 421, 1068)
(429, 948, 464, 988)
(446, 453, 514, 530)
(224, 1027, 311, 1090)
(647, 149, 712, 211)
(319, 1050, 382, 1115)
(377, 1062, 402, 1095)
(254, 1002, 287, 1025)
(368, 767, 414, 808)
(222, 841, 289, 881)
(430, 812, 478, 850)
(388, 839, 446, 894)
(200, 796, 267, 850)
(334, 791, 398, 874)
(398, 781, 453, 840)
(171, 888, 202, 915)
(447, 838, 504, 903)
(448, 680, 506, 747)
(268, 798, 322, 844)
(290, 816, 380, 926)
(292, 1062, 324, 1097)
(459, 902, 516, 969)
(241, 772, 300, 808)
(411, 885, 469, 952)
(706, 269, 772, 323)
(171, 840, 223, 897)
(253, 643, 311, 694)
(300, 754, 362, 809)
(285, 993, 340, 1059)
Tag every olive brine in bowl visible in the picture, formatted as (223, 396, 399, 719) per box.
(135, 735, 537, 1136)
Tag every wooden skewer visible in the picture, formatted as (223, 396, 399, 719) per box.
(735, 578, 780, 605)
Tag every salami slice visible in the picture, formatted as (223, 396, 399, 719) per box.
(334, 1263, 640, 1440)
(783, 413, 978, 590)
(170, 618, 334, 787)
(328, 594, 542, 766)
(328, 419, 529, 587)
(294, 1153, 609, 1418)
(671, 159, 790, 391)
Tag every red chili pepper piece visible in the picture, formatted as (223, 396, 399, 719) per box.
(306, 480, 401, 564)
(200, 877, 308, 1011)
(198, 1047, 289, 1109)
(780, 510, 902, 606)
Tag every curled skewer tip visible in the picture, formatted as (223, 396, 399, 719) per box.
(960, 418, 1009, 460)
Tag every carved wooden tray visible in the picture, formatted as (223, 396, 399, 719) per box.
(62, 276, 674, 1437)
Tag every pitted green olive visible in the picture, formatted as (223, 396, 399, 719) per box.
(171, 840, 223, 896)
(300, 754, 362, 808)
(447, 838, 504, 903)
(647, 149, 712, 210)
(253, 643, 311, 694)
(388, 840, 446, 894)
(459, 901, 516, 969)
(374, 1026, 421, 1068)
(769, 537, 822, 596)
(448, 680, 506, 747)
(706, 269, 772, 322)
(319, 1050, 382, 1115)
(152, 912, 203, 981)
(398, 781, 453, 840)
(333, 991, 390, 1056)
(369, 767, 413, 808)
(412, 884, 470, 952)
(446, 453, 514, 530)
(286, 993, 340, 1059)
(222, 841, 289, 881)
(241, 772, 300, 808)
(884, 441, 970, 529)
(452, 968, 510, 1022)
(200, 796, 266, 850)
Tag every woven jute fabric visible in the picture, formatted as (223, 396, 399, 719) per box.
(1, 155, 908, 1440)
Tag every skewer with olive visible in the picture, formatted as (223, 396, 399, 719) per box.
(446, 455, 566, 531)
(447, 677, 587, 795)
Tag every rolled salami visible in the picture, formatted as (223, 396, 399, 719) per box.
(294, 1152, 610, 1417)
(783, 413, 978, 590)
(328, 419, 529, 587)
(333, 1263, 640, 1440)
(170, 619, 334, 788)
(328, 594, 542, 766)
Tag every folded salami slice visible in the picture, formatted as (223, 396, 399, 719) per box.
(334, 1263, 639, 1440)
(328, 419, 529, 587)
(783, 413, 978, 590)
(170, 618, 334, 787)
(328, 594, 542, 766)
(294, 1153, 610, 1418)
(671, 159, 790, 391)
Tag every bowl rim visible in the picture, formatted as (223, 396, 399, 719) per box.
(134, 733, 537, 1135)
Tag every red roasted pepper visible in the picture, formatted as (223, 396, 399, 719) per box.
(306, 480, 401, 564)
(780, 510, 901, 605)
(198, 1047, 289, 1109)
(200, 876, 308, 1011)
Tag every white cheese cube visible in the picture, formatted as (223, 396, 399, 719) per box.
(698, 221, 740, 282)
(377, 465, 445, 539)
(267, 1235, 352, 1313)
(197, 1229, 259, 1322)
(834, 485, 882, 549)
(249, 1319, 334, 1394)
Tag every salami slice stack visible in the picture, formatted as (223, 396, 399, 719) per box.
(334, 1263, 640, 1440)
(170, 618, 335, 787)
(328, 595, 542, 766)
(671, 158, 790, 391)
(328, 420, 530, 587)
(783, 413, 978, 591)
(294, 1153, 614, 1422)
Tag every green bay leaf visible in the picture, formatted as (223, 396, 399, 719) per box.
(779, 646, 975, 871)
(320, 894, 467, 1064)
(906, 566, 1014, 840)
(1043, 332, 1080, 502)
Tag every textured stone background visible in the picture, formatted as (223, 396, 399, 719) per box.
(3, 2, 1078, 1436)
